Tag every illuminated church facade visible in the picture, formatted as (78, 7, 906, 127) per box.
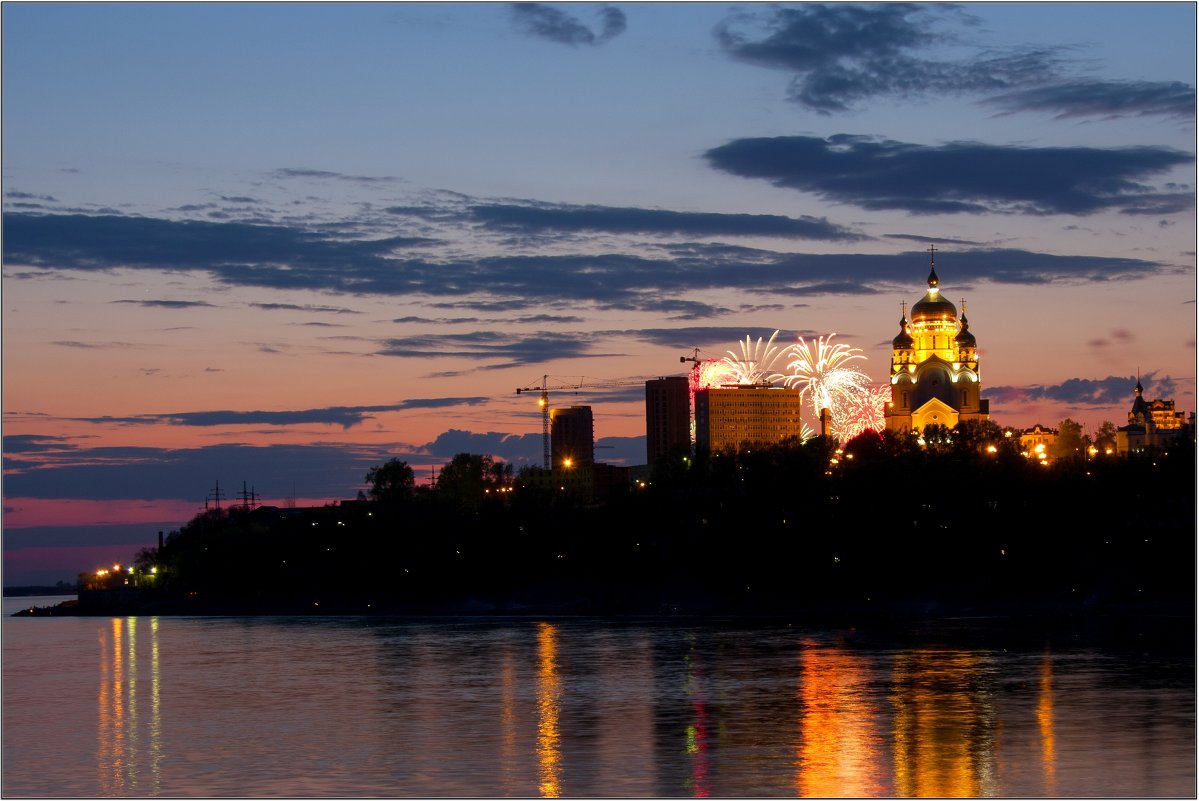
(885, 248, 990, 432)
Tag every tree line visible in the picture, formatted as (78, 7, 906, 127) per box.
(128, 417, 1193, 615)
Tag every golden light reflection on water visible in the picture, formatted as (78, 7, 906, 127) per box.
(683, 641, 711, 798)
(1038, 652, 1056, 794)
(500, 644, 517, 794)
(795, 644, 885, 797)
(96, 617, 162, 796)
(536, 622, 561, 798)
(891, 650, 995, 798)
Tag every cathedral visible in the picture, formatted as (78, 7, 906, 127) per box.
(885, 248, 990, 432)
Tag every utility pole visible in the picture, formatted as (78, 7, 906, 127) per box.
(238, 481, 258, 510)
(206, 480, 225, 511)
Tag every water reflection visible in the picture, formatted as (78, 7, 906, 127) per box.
(795, 642, 886, 797)
(1038, 651, 1056, 794)
(97, 617, 161, 796)
(891, 650, 996, 797)
(499, 642, 518, 795)
(5, 617, 1190, 798)
(536, 621, 561, 798)
(682, 638, 711, 798)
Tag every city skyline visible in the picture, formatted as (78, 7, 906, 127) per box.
(3, 3, 1195, 583)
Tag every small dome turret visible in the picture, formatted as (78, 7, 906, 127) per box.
(893, 306, 914, 349)
(955, 313, 976, 347)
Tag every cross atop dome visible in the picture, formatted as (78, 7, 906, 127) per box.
(927, 244, 939, 289)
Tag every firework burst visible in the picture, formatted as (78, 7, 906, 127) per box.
(831, 383, 890, 441)
(720, 330, 787, 386)
(689, 358, 741, 392)
(782, 333, 871, 423)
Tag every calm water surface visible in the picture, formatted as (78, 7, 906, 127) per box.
(3, 596, 1194, 797)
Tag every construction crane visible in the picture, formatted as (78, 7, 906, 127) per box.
(515, 374, 680, 469)
(680, 347, 704, 369)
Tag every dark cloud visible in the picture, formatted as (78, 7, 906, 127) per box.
(378, 331, 605, 368)
(984, 80, 1196, 120)
(884, 233, 985, 246)
(714, 4, 1194, 120)
(429, 300, 539, 313)
(715, 4, 1058, 113)
(987, 372, 1178, 407)
(6, 190, 58, 202)
(393, 315, 481, 325)
(2, 434, 81, 455)
(3, 213, 419, 277)
(113, 299, 216, 309)
(705, 134, 1194, 216)
(270, 168, 401, 184)
(511, 3, 626, 46)
(4, 213, 1176, 313)
(619, 326, 817, 350)
(3, 442, 397, 501)
(51, 340, 145, 349)
(470, 202, 861, 241)
(595, 435, 646, 466)
(54, 399, 489, 431)
(596, 298, 731, 320)
(423, 428, 542, 462)
(251, 302, 361, 314)
(512, 314, 586, 324)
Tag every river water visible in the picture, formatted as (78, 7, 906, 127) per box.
(3, 596, 1194, 797)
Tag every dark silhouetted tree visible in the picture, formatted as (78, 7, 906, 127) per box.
(365, 458, 416, 503)
(436, 453, 511, 511)
(1054, 418, 1085, 461)
(1093, 420, 1118, 453)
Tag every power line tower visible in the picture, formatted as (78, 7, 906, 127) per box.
(206, 480, 225, 511)
(238, 481, 258, 510)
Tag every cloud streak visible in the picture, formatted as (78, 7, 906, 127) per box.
(25, 399, 491, 431)
(714, 4, 1195, 119)
(4, 213, 1178, 315)
(704, 134, 1194, 216)
(469, 202, 861, 241)
(983, 80, 1196, 121)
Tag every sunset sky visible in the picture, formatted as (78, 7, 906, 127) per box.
(3, 2, 1195, 583)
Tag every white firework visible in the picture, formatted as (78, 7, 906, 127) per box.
(720, 330, 787, 386)
(782, 334, 871, 421)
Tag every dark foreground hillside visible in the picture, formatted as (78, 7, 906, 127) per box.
(19, 429, 1195, 625)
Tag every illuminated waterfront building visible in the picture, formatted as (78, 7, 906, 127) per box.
(886, 249, 990, 432)
(645, 376, 691, 464)
(550, 405, 594, 469)
(694, 385, 806, 453)
(1116, 379, 1187, 455)
(1019, 424, 1057, 453)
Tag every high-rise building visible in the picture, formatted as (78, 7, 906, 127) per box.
(550, 405, 594, 468)
(645, 376, 691, 464)
(885, 249, 990, 432)
(694, 385, 806, 453)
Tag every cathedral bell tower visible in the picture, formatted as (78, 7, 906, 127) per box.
(885, 247, 990, 432)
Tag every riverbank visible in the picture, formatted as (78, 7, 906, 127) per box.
(13, 587, 1193, 648)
